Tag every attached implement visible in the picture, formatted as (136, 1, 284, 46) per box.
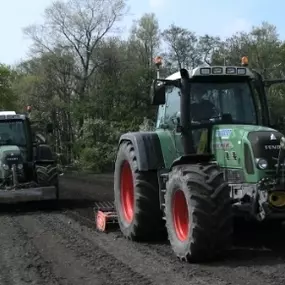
(0, 110, 59, 204)
(112, 56, 285, 263)
(94, 201, 118, 232)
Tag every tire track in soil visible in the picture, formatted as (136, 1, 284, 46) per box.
(63, 209, 228, 285)
(17, 213, 151, 285)
(38, 212, 209, 285)
(59, 175, 285, 285)
(144, 243, 284, 285)
(0, 215, 60, 285)
(134, 222, 285, 285)
(65, 203, 285, 285)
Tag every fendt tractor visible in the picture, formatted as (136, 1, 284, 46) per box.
(113, 56, 285, 263)
(0, 110, 59, 204)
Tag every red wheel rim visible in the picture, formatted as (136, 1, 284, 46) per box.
(120, 161, 134, 223)
(172, 190, 189, 241)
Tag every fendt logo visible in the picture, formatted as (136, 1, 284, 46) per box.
(265, 145, 281, 150)
(6, 157, 18, 161)
(270, 133, 277, 140)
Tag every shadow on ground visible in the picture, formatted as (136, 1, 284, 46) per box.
(205, 221, 285, 266)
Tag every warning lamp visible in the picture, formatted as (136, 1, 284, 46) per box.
(153, 56, 163, 68)
(26, 105, 32, 113)
(241, 56, 248, 66)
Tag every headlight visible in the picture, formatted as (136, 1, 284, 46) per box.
(17, 164, 23, 170)
(256, 158, 268, 170)
(2, 164, 9, 170)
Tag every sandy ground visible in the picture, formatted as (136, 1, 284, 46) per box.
(0, 173, 285, 285)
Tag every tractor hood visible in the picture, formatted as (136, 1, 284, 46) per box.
(212, 124, 284, 171)
(0, 145, 23, 164)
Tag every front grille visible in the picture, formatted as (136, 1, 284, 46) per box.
(248, 131, 283, 170)
(5, 155, 21, 168)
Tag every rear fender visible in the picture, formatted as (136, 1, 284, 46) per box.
(36, 144, 54, 161)
(118, 132, 165, 171)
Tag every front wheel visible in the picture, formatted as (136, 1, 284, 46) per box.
(114, 141, 163, 241)
(164, 163, 233, 262)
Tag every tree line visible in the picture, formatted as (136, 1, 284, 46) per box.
(1, 0, 285, 172)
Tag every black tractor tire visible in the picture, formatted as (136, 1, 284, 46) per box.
(165, 163, 233, 263)
(114, 141, 164, 241)
(35, 164, 59, 200)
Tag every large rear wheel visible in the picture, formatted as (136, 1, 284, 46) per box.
(114, 141, 163, 241)
(35, 164, 59, 200)
(165, 163, 233, 262)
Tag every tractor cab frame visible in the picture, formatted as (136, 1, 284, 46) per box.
(151, 66, 280, 149)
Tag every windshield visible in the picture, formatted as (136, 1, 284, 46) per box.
(0, 120, 26, 146)
(190, 81, 258, 124)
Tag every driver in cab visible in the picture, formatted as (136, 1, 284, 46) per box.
(190, 85, 216, 122)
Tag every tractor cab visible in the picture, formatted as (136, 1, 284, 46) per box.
(152, 65, 265, 162)
(150, 58, 283, 157)
(0, 112, 53, 159)
(152, 63, 270, 131)
(0, 112, 27, 146)
(0, 113, 32, 162)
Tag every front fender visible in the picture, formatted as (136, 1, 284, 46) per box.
(118, 132, 165, 171)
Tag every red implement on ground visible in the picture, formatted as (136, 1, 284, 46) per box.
(94, 201, 118, 232)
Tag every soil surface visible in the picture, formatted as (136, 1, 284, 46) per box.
(1, 173, 285, 285)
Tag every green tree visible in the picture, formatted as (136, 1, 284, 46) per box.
(0, 64, 18, 110)
(162, 24, 199, 69)
(23, 0, 128, 134)
(11, 9, 285, 172)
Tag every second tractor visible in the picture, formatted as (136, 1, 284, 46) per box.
(0, 110, 59, 204)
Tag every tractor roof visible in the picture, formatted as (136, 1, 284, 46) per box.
(166, 65, 255, 80)
(0, 112, 27, 121)
(0, 111, 16, 115)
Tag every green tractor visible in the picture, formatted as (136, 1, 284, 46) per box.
(113, 57, 285, 262)
(0, 111, 59, 203)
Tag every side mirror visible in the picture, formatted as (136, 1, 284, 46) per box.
(150, 79, 166, 105)
(46, 123, 53, 133)
(35, 133, 47, 144)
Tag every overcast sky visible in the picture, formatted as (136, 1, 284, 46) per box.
(0, 0, 284, 65)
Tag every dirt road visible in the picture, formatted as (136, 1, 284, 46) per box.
(1, 173, 285, 285)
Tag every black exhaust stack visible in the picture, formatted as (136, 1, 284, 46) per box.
(180, 69, 195, 154)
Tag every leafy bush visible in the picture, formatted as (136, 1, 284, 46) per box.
(79, 143, 116, 173)
(77, 118, 142, 172)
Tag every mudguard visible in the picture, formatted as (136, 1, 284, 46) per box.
(119, 132, 165, 171)
(36, 144, 55, 162)
(170, 154, 213, 170)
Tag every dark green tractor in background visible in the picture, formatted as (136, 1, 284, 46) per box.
(113, 56, 285, 262)
(0, 111, 59, 203)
